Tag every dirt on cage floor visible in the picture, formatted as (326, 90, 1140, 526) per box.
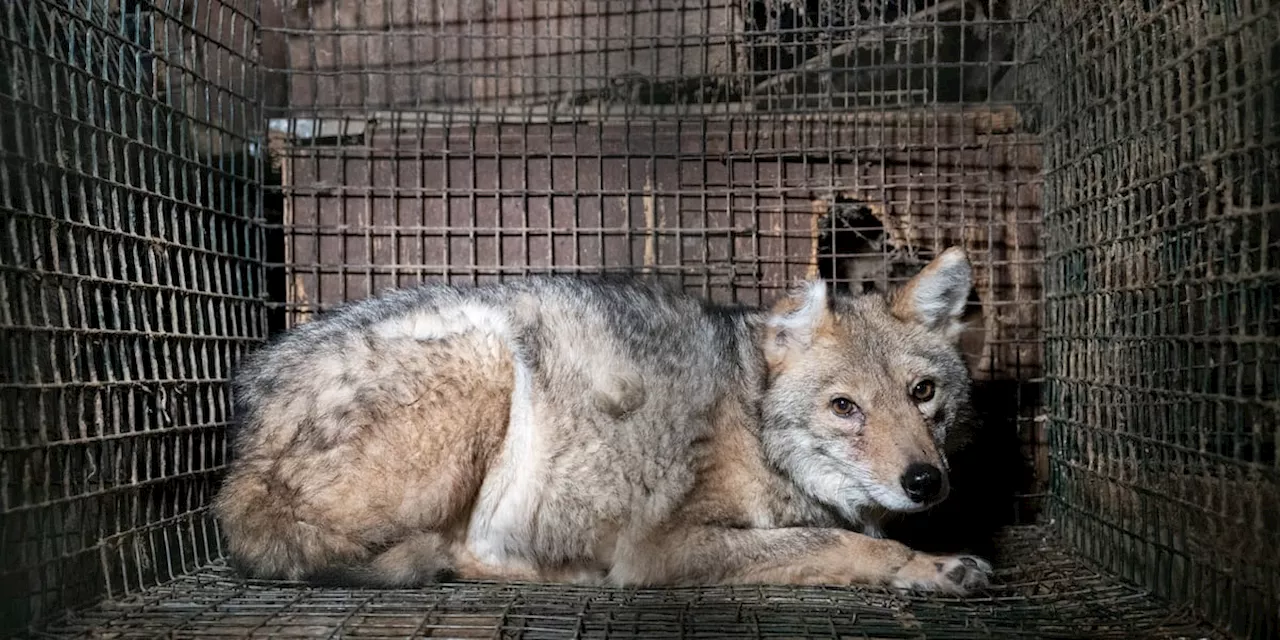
(22, 527, 1220, 640)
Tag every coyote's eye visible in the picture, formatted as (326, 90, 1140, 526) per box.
(830, 397, 859, 417)
(911, 379, 936, 402)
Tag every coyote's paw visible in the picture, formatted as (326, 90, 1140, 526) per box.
(890, 553, 992, 595)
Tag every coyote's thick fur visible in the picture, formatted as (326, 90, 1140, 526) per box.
(215, 247, 993, 593)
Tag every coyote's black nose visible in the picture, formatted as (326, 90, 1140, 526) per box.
(901, 463, 944, 503)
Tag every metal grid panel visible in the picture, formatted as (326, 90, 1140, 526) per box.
(20, 527, 1224, 640)
(0, 0, 264, 632)
(258, 0, 1047, 548)
(1036, 0, 1280, 637)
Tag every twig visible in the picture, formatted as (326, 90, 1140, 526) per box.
(753, 0, 968, 95)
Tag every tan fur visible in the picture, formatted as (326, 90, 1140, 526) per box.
(831, 308, 951, 500)
(616, 395, 973, 590)
(216, 250, 993, 594)
(216, 331, 512, 581)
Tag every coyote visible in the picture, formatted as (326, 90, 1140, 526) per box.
(215, 247, 992, 594)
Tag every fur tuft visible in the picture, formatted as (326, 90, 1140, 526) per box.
(891, 247, 973, 339)
(764, 279, 831, 365)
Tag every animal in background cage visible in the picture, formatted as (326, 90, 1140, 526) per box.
(214, 248, 993, 593)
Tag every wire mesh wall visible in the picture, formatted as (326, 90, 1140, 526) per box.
(258, 0, 1046, 556)
(1036, 0, 1280, 637)
(0, 0, 264, 631)
(6, 0, 1274, 638)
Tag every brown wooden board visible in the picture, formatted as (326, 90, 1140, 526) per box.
(273, 0, 743, 110)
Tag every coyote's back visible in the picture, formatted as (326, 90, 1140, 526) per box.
(216, 248, 995, 594)
(217, 276, 749, 584)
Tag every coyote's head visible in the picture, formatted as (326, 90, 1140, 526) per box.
(760, 247, 977, 523)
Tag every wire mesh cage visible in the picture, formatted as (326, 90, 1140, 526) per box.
(0, 0, 1275, 639)
(1036, 0, 1279, 634)
(1, 0, 265, 631)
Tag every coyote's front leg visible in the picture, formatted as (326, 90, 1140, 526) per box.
(618, 526, 992, 595)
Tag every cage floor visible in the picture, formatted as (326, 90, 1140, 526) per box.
(26, 527, 1218, 640)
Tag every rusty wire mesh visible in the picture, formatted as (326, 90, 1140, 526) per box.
(21, 527, 1223, 640)
(258, 0, 1046, 558)
(1037, 0, 1280, 637)
(0, 0, 265, 632)
(1, 0, 1273, 638)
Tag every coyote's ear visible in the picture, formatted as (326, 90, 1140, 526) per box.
(764, 280, 832, 367)
(891, 247, 972, 341)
